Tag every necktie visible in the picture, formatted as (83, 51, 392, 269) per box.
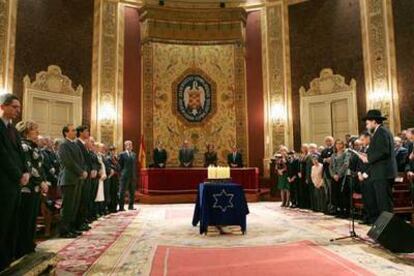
(7, 123, 17, 146)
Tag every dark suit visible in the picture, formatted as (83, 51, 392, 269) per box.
(356, 147, 375, 223)
(319, 147, 334, 211)
(287, 157, 300, 206)
(0, 119, 27, 270)
(75, 139, 93, 226)
(179, 148, 194, 167)
(118, 151, 137, 210)
(394, 146, 408, 172)
(89, 151, 101, 218)
(204, 151, 218, 167)
(227, 152, 243, 168)
(367, 125, 397, 220)
(106, 153, 120, 212)
(58, 139, 85, 234)
(153, 148, 167, 168)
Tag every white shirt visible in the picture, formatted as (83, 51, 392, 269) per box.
(0, 116, 11, 127)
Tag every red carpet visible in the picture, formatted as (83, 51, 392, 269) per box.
(150, 241, 374, 276)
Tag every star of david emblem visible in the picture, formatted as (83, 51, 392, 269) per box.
(213, 189, 234, 212)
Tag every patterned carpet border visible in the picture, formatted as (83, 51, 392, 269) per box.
(56, 210, 139, 275)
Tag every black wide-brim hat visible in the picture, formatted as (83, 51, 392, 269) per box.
(361, 109, 387, 121)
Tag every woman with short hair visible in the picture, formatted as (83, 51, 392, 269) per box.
(329, 139, 351, 218)
(15, 120, 48, 258)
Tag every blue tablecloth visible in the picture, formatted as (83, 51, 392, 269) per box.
(192, 182, 249, 234)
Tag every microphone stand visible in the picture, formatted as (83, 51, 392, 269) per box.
(330, 153, 372, 243)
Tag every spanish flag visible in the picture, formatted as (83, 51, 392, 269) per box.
(138, 134, 146, 169)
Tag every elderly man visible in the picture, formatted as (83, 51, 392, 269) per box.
(118, 140, 137, 211)
(0, 94, 29, 270)
(179, 140, 194, 168)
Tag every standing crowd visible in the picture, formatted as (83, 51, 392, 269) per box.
(274, 110, 414, 225)
(0, 94, 137, 271)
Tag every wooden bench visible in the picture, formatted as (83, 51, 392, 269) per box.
(36, 193, 61, 238)
(353, 173, 414, 224)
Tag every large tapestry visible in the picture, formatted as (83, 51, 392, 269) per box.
(143, 43, 248, 167)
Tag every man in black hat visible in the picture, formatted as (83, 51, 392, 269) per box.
(359, 109, 397, 223)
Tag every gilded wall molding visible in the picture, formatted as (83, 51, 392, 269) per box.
(139, 5, 246, 44)
(234, 44, 249, 165)
(91, 0, 125, 148)
(261, 1, 291, 176)
(0, 0, 17, 94)
(360, 0, 400, 133)
(120, 0, 307, 10)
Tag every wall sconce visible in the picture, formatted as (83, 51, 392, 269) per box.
(270, 102, 286, 125)
(99, 101, 116, 122)
(368, 88, 390, 103)
(0, 87, 8, 95)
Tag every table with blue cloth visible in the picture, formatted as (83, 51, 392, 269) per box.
(192, 182, 249, 234)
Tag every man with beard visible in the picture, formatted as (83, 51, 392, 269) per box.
(358, 110, 397, 222)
